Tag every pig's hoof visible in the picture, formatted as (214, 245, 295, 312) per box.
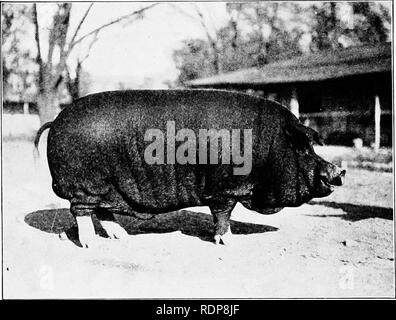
(76, 216, 97, 248)
(59, 232, 68, 240)
(79, 234, 98, 248)
(214, 226, 232, 245)
(100, 221, 129, 240)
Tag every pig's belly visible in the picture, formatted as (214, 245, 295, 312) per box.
(110, 165, 206, 213)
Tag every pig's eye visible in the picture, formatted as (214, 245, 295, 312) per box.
(297, 147, 310, 156)
(297, 143, 314, 156)
(294, 138, 312, 152)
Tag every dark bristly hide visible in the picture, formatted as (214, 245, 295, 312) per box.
(35, 89, 345, 244)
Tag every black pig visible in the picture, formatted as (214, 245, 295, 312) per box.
(35, 90, 345, 247)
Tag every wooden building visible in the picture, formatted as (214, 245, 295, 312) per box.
(187, 43, 392, 147)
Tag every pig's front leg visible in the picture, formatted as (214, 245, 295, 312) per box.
(206, 197, 236, 245)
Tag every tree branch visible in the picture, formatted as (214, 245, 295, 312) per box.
(79, 30, 99, 64)
(194, 6, 215, 42)
(68, 3, 158, 52)
(171, 3, 221, 74)
(69, 3, 94, 46)
(58, 4, 72, 55)
(54, 3, 158, 91)
(194, 6, 220, 73)
(32, 4, 44, 91)
(47, 18, 56, 67)
(32, 4, 42, 65)
(170, 4, 217, 44)
(169, 3, 197, 21)
(52, 4, 72, 89)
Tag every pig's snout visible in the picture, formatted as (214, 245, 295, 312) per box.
(320, 165, 346, 187)
(330, 169, 346, 186)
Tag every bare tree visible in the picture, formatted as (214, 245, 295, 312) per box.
(2, 4, 35, 102)
(65, 25, 99, 101)
(32, 3, 158, 124)
(171, 4, 223, 75)
(225, 3, 243, 50)
(172, 3, 307, 85)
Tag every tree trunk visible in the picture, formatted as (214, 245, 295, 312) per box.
(37, 90, 60, 125)
(65, 61, 82, 102)
(211, 46, 220, 74)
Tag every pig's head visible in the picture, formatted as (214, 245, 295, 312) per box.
(252, 118, 345, 209)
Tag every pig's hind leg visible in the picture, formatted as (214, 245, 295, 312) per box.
(70, 206, 128, 247)
(95, 209, 128, 240)
(70, 204, 98, 248)
(69, 184, 128, 247)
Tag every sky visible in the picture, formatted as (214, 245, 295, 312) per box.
(62, 2, 229, 90)
(6, 1, 393, 93)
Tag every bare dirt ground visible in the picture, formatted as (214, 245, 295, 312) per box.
(2, 139, 394, 298)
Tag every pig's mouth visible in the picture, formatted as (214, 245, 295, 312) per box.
(320, 177, 335, 192)
(319, 170, 346, 192)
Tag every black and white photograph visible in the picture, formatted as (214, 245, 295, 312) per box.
(1, 1, 394, 301)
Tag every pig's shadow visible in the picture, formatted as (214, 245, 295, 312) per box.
(24, 208, 278, 247)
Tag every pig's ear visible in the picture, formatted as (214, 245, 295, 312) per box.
(284, 124, 310, 149)
(303, 125, 324, 146)
(284, 123, 323, 147)
(313, 131, 324, 146)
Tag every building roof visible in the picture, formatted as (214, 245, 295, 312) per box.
(187, 43, 391, 87)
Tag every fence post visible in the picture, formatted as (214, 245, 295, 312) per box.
(374, 95, 381, 152)
(23, 102, 29, 114)
(290, 86, 299, 118)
